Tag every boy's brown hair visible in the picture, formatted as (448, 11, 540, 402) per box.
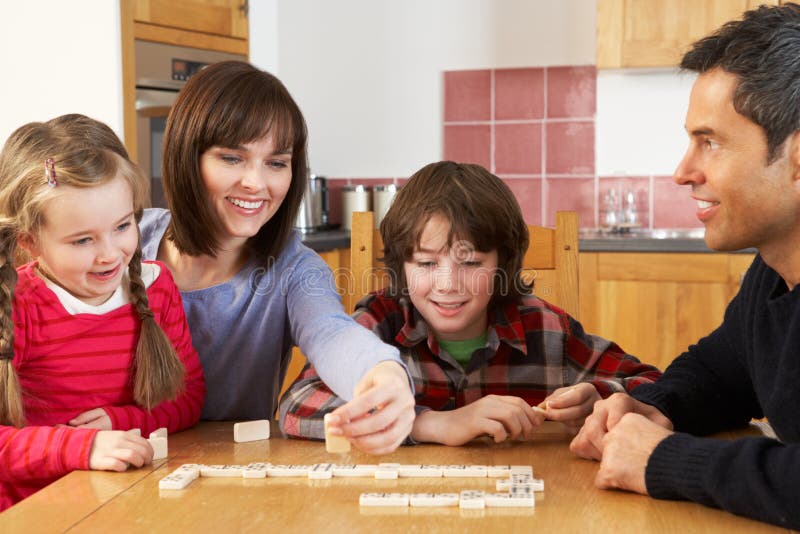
(380, 161, 531, 302)
(162, 60, 309, 265)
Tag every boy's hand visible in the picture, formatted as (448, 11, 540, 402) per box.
(89, 431, 154, 471)
(539, 383, 601, 432)
(570, 392, 673, 461)
(411, 395, 545, 446)
(69, 408, 112, 430)
(327, 361, 415, 455)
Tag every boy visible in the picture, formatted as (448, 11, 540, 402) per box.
(280, 161, 660, 450)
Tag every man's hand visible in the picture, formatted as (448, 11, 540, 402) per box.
(594, 413, 674, 494)
(539, 383, 601, 432)
(89, 431, 153, 471)
(570, 392, 673, 460)
(327, 361, 415, 455)
(411, 395, 545, 446)
(69, 408, 112, 430)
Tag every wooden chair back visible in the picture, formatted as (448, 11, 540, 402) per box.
(348, 210, 580, 318)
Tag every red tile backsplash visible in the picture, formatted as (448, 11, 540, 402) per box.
(503, 177, 542, 226)
(495, 68, 545, 120)
(444, 70, 491, 122)
(545, 121, 594, 175)
(545, 178, 596, 228)
(440, 65, 678, 230)
(495, 123, 542, 175)
(547, 66, 596, 118)
(443, 124, 492, 170)
(653, 176, 703, 229)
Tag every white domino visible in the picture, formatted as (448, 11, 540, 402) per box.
(242, 463, 270, 479)
(374, 469, 399, 480)
(159, 472, 195, 490)
(233, 420, 270, 443)
(487, 465, 511, 477)
(308, 463, 334, 479)
(323, 413, 351, 453)
(509, 465, 534, 476)
(409, 493, 459, 507)
(375, 463, 400, 479)
(459, 490, 486, 509)
(148, 436, 168, 460)
(201, 465, 244, 477)
(359, 493, 409, 506)
(443, 464, 488, 477)
(398, 465, 443, 478)
(173, 464, 201, 480)
(332, 464, 377, 477)
(149, 427, 167, 439)
(485, 491, 535, 508)
(267, 464, 312, 477)
(496, 474, 545, 491)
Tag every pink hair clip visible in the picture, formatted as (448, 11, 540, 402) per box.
(45, 158, 57, 187)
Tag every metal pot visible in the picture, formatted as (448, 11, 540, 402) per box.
(295, 175, 328, 233)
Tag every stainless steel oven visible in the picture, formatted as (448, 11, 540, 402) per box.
(135, 41, 246, 207)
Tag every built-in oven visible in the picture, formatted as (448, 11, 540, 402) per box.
(135, 40, 246, 207)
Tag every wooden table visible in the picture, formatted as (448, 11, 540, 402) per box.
(0, 422, 790, 533)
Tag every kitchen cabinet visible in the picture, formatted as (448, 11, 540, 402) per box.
(119, 0, 249, 166)
(133, 0, 248, 47)
(596, 0, 777, 68)
(578, 251, 755, 372)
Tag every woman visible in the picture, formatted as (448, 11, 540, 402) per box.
(140, 61, 413, 454)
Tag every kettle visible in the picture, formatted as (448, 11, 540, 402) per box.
(295, 175, 328, 233)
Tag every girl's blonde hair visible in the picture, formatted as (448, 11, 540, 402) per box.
(0, 114, 184, 426)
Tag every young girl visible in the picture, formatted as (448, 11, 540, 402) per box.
(280, 161, 661, 448)
(139, 61, 413, 454)
(0, 114, 205, 510)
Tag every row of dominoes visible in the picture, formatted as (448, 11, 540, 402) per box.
(128, 427, 168, 460)
(158, 463, 541, 490)
(359, 487, 536, 509)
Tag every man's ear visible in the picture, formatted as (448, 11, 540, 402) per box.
(17, 232, 40, 258)
(787, 130, 800, 184)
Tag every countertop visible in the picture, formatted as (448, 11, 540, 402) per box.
(300, 227, 756, 254)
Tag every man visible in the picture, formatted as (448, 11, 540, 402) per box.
(570, 3, 800, 529)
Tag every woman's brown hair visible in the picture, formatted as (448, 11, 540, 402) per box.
(380, 161, 531, 303)
(0, 114, 184, 426)
(162, 60, 309, 265)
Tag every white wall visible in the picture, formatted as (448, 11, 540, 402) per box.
(596, 69, 695, 176)
(250, 0, 597, 178)
(0, 1, 124, 147)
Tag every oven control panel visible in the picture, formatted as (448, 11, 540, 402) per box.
(171, 59, 210, 82)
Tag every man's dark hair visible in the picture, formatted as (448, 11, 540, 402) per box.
(681, 3, 800, 162)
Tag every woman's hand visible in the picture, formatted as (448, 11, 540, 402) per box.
(411, 395, 545, 446)
(69, 408, 112, 430)
(89, 431, 153, 471)
(327, 361, 415, 455)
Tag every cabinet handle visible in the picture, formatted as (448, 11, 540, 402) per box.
(239, 0, 249, 17)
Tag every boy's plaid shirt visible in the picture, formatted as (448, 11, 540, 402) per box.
(279, 291, 661, 441)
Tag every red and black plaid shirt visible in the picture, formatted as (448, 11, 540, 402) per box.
(279, 291, 661, 441)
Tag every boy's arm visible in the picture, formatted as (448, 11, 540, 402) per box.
(279, 363, 346, 440)
(558, 313, 662, 396)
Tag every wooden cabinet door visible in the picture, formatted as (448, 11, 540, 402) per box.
(597, 0, 776, 68)
(134, 0, 248, 39)
(579, 252, 755, 371)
